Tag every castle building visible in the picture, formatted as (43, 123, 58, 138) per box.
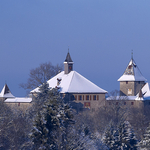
(118, 55, 147, 96)
(0, 84, 32, 112)
(31, 52, 107, 110)
(106, 54, 150, 108)
(0, 84, 15, 100)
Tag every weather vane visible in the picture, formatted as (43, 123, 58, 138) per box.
(131, 50, 133, 59)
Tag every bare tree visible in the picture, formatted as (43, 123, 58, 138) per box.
(20, 62, 63, 90)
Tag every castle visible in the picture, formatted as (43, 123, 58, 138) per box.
(1, 52, 150, 110)
(31, 52, 107, 111)
(106, 54, 150, 108)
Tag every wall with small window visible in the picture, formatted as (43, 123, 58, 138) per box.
(105, 100, 144, 108)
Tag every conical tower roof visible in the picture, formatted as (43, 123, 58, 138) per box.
(118, 58, 147, 82)
(0, 84, 15, 98)
(64, 52, 73, 63)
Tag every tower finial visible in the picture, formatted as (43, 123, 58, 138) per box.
(131, 50, 133, 59)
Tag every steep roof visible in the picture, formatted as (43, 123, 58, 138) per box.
(137, 83, 150, 100)
(118, 58, 147, 82)
(31, 71, 107, 94)
(64, 52, 73, 63)
(0, 84, 15, 98)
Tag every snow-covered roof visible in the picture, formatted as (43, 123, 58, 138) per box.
(31, 71, 107, 94)
(137, 83, 150, 100)
(107, 83, 150, 101)
(106, 96, 137, 101)
(5, 97, 32, 103)
(0, 84, 15, 98)
(118, 58, 147, 82)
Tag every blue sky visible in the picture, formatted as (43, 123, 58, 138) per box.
(0, 0, 150, 96)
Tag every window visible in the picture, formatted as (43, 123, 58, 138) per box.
(131, 102, 134, 105)
(71, 95, 74, 100)
(75, 95, 77, 100)
(18, 103, 20, 106)
(128, 65, 132, 69)
(128, 89, 132, 94)
(97, 95, 99, 100)
(86, 95, 89, 100)
(90, 95, 91, 100)
(124, 102, 126, 105)
(84, 102, 90, 108)
(69, 65, 72, 70)
(126, 81, 128, 84)
(79, 95, 82, 100)
(116, 102, 118, 105)
(138, 81, 141, 84)
(83, 95, 84, 100)
(93, 95, 96, 100)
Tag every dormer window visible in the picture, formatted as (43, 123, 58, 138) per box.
(128, 65, 132, 69)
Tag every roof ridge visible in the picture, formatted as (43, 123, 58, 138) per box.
(67, 71, 75, 92)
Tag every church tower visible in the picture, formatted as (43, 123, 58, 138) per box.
(118, 54, 147, 96)
(64, 51, 74, 74)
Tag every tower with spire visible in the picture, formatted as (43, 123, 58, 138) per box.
(64, 50, 74, 74)
(118, 53, 147, 96)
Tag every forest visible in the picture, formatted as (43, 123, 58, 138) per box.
(1, 63, 150, 150)
(1, 82, 150, 150)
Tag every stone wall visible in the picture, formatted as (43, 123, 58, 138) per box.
(120, 81, 145, 96)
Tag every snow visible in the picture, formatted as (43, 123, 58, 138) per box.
(106, 96, 137, 101)
(31, 71, 107, 94)
(5, 97, 32, 103)
(118, 59, 147, 82)
(140, 83, 150, 100)
(0, 84, 15, 98)
(107, 82, 150, 101)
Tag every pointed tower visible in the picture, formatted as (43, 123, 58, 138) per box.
(64, 51, 74, 74)
(118, 54, 147, 96)
(0, 84, 15, 98)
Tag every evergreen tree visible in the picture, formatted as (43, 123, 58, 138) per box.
(29, 83, 74, 150)
(33, 82, 50, 111)
(140, 123, 150, 150)
(116, 121, 138, 150)
(103, 121, 138, 150)
(103, 121, 116, 150)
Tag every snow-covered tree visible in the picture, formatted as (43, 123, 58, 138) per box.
(140, 123, 150, 150)
(65, 124, 107, 150)
(116, 121, 138, 150)
(0, 101, 13, 149)
(103, 121, 138, 150)
(29, 83, 74, 150)
(103, 121, 116, 149)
